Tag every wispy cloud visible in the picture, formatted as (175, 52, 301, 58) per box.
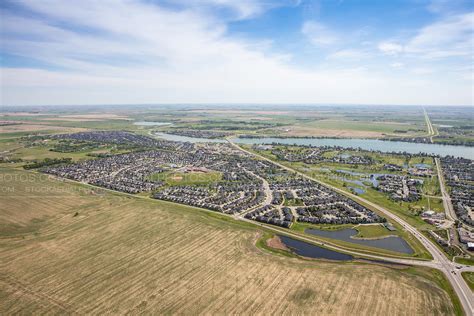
(301, 21, 338, 46)
(377, 12, 473, 59)
(378, 42, 403, 55)
(405, 12, 473, 59)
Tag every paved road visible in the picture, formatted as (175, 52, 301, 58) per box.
(435, 157, 457, 222)
(423, 107, 437, 143)
(228, 139, 474, 315)
(238, 166, 274, 216)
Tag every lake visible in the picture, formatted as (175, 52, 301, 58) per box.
(232, 137, 474, 160)
(278, 235, 353, 261)
(305, 227, 414, 254)
(153, 132, 473, 159)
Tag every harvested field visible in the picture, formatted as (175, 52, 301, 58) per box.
(39, 114, 132, 122)
(278, 126, 384, 138)
(0, 112, 49, 117)
(0, 168, 456, 315)
(39, 118, 108, 122)
(58, 114, 131, 120)
(189, 109, 290, 115)
(0, 123, 87, 134)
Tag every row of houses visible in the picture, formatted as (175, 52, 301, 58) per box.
(442, 156, 474, 227)
(43, 131, 387, 229)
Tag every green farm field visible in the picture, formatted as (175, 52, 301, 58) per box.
(148, 170, 222, 186)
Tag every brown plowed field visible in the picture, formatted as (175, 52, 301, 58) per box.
(0, 169, 455, 315)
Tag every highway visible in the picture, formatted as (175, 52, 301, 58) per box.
(423, 107, 437, 143)
(436, 157, 457, 222)
(228, 139, 474, 315)
(426, 107, 456, 222)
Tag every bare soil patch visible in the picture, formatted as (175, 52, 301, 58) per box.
(266, 235, 289, 251)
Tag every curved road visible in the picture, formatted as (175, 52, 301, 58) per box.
(228, 139, 474, 315)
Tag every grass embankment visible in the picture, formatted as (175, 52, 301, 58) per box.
(461, 272, 474, 291)
(355, 224, 396, 238)
(455, 257, 474, 266)
(406, 267, 464, 316)
(421, 231, 463, 260)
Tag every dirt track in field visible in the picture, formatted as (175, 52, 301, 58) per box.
(0, 169, 455, 315)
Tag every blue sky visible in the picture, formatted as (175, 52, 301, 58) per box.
(0, 0, 472, 105)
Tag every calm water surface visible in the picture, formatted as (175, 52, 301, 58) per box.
(232, 137, 474, 159)
(305, 228, 414, 254)
(153, 133, 474, 159)
(278, 235, 353, 261)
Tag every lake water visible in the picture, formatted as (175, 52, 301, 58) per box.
(335, 170, 383, 188)
(232, 137, 474, 159)
(413, 163, 432, 169)
(278, 235, 353, 261)
(134, 121, 173, 126)
(349, 187, 366, 194)
(305, 228, 414, 254)
(152, 133, 474, 159)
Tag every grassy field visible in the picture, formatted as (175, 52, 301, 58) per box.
(461, 272, 474, 291)
(291, 222, 398, 239)
(0, 167, 458, 315)
(455, 257, 474, 266)
(148, 171, 222, 186)
(355, 224, 397, 238)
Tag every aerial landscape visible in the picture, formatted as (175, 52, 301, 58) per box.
(1, 1, 473, 315)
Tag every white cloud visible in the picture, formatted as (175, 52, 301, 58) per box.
(377, 12, 473, 60)
(0, 0, 472, 106)
(404, 12, 473, 59)
(378, 42, 403, 55)
(301, 21, 338, 46)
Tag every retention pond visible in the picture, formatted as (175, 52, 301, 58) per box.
(304, 228, 414, 254)
(278, 235, 353, 261)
